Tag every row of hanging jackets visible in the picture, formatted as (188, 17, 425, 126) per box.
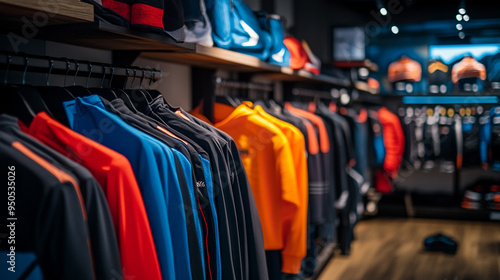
(0, 83, 406, 280)
(190, 99, 405, 278)
(397, 105, 500, 173)
(0, 85, 269, 280)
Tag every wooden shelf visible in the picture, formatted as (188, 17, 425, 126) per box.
(141, 44, 280, 72)
(0, 0, 94, 25)
(0, 13, 351, 86)
(38, 20, 194, 52)
(142, 46, 351, 86)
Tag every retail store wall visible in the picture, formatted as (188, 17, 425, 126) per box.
(132, 57, 191, 110)
(293, 0, 370, 62)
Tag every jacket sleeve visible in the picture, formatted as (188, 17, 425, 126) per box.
(274, 135, 303, 274)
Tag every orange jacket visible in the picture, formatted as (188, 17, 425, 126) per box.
(253, 105, 308, 273)
(191, 103, 305, 274)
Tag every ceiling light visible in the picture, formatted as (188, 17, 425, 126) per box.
(459, 8, 466, 14)
(456, 23, 463, 30)
(380, 7, 387, 16)
(456, 14, 462, 21)
(391, 25, 399, 34)
(463, 14, 470, 21)
(459, 32, 465, 39)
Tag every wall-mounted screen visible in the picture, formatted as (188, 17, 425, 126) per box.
(333, 27, 365, 61)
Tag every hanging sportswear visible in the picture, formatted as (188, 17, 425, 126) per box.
(491, 107, 500, 170)
(285, 103, 335, 227)
(479, 111, 491, 168)
(192, 103, 303, 274)
(23, 112, 162, 280)
(462, 113, 482, 167)
(101, 97, 215, 280)
(182, 104, 269, 280)
(64, 95, 184, 280)
(0, 139, 95, 280)
(377, 107, 405, 177)
(0, 117, 122, 280)
(253, 105, 308, 274)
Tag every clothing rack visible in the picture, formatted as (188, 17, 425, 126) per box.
(290, 87, 357, 106)
(291, 88, 336, 99)
(392, 97, 500, 215)
(0, 52, 162, 84)
(214, 77, 273, 92)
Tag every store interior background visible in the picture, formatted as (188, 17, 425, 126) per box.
(1, 0, 500, 279)
(2, 0, 500, 211)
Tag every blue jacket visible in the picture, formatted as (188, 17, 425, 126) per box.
(64, 95, 191, 280)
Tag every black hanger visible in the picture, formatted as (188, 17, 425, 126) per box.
(215, 78, 240, 107)
(115, 68, 138, 113)
(123, 68, 154, 113)
(0, 85, 38, 125)
(37, 59, 76, 127)
(137, 67, 154, 103)
(67, 61, 93, 97)
(89, 64, 119, 101)
(1, 56, 52, 125)
(145, 70, 163, 100)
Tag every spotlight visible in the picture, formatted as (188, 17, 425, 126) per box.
(459, 31, 465, 39)
(456, 14, 462, 21)
(380, 7, 388, 16)
(459, 8, 466, 14)
(464, 14, 470, 21)
(391, 25, 399, 34)
(456, 23, 463, 30)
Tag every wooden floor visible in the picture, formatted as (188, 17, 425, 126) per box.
(318, 218, 500, 280)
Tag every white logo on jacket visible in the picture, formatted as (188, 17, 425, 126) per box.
(240, 20, 259, 47)
(271, 48, 285, 62)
